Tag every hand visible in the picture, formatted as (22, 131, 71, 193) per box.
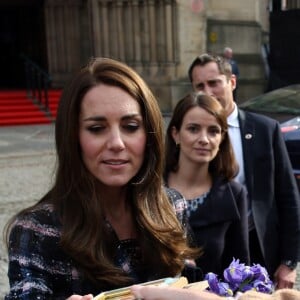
(274, 264, 297, 289)
(130, 285, 222, 300)
(66, 294, 93, 300)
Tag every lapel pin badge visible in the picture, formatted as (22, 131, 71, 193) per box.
(245, 133, 252, 139)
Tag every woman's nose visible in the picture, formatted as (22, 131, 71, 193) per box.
(197, 131, 209, 143)
(107, 129, 125, 150)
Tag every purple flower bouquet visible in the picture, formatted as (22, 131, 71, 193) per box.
(205, 258, 274, 297)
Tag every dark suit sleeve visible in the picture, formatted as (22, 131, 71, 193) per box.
(222, 183, 250, 269)
(240, 110, 300, 270)
(272, 121, 300, 261)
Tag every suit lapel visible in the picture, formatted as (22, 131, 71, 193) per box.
(238, 109, 255, 199)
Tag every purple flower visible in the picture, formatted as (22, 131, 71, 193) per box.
(205, 273, 219, 291)
(252, 279, 274, 294)
(223, 258, 254, 290)
(250, 264, 270, 282)
(205, 273, 233, 297)
(239, 282, 253, 293)
(204, 259, 274, 297)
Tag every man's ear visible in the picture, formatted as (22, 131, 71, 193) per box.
(230, 74, 237, 90)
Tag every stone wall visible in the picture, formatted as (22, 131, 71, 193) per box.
(43, 0, 270, 110)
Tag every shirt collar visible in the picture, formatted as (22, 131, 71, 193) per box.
(227, 103, 239, 127)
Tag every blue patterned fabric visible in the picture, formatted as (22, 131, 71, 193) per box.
(186, 191, 210, 218)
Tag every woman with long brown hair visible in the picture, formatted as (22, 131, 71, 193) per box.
(5, 58, 197, 299)
(164, 92, 249, 276)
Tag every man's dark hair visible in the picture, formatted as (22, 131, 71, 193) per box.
(188, 53, 232, 82)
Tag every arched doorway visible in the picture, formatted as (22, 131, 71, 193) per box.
(0, 0, 47, 88)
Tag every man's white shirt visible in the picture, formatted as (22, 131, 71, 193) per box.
(227, 103, 246, 187)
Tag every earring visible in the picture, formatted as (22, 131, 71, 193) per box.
(176, 142, 180, 148)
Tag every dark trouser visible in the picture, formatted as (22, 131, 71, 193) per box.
(249, 229, 265, 266)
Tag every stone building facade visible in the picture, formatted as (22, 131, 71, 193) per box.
(1, 0, 278, 110)
(42, 0, 271, 110)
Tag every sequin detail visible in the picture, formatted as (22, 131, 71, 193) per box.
(186, 191, 209, 218)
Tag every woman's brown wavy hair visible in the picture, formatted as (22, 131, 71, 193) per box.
(5, 58, 197, 288)
(164, 92, 238, 181)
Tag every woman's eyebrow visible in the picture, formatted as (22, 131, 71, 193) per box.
(83, 116, 106, 122)
(82, 113, 142, 122)
(121, 113, 142, 120)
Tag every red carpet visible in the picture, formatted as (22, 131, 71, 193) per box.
(0, 90, 61, 126)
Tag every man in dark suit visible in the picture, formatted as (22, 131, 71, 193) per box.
(187, 53, 300, 289)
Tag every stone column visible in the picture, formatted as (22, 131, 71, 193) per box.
(124, 1, 134, 62)
(89, 0, 102, 56)
(164, 0, 176, 78)
(148, 0, 158, 76)
(101, 1, 110, 57)
(165, 0, 174, 63)
(116, 1, 125, 61)
(44, 0, 83, 85)
(132, 0, 143, 73)
(141, 1, 150, 73)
